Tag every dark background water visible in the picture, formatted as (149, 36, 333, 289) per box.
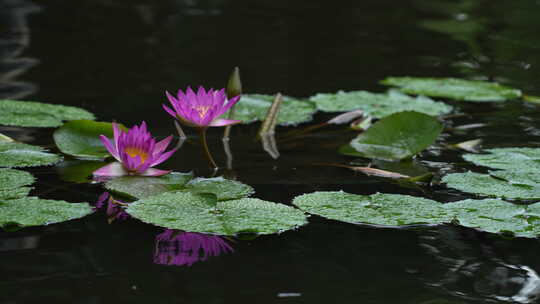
(3, 0, 540, 303)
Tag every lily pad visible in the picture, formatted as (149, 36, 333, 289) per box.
(349, 111, 443, 160)
(53, 120, 126, 159)
(444, 199, 535, 238)
(0, 197, 93, 230)
(56, 160, 108, 183)
(0, 168, 34, 199)
(292, 191, 452, 226)
(310, 89, 452, 117)
(380, 77, 522, 102)
(463, 148, 540, 172)
(442, 171, 540, 199)
(184, 177, 254, 201)
(0, 142, 61, 168)
(0, 99, 95, 127)
(126, 191, 307, 235)
(228, 94, 317, 126)
(105, 172, 194, 199)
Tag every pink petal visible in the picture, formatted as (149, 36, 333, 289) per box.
(150, 148, 177, 166)
(162, 104, 178, 119)
(208, 118, 242, 127)
(140, 168, 171, 177)
(112, 123, 122, 152)
(154, 135, 173, 154)
(93, 162, 129, 177)
(99, 135, 120, 161)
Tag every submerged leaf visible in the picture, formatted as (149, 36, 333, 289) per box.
(310, 89, 452, 117)
(53, 120, 126, 159)
(0, 99, 95, 127)
(0, 197, 93, 230)
(293, 191, 452, 226)
(349, 111, 443, 160)
(0, 142, 61, 168)
(227, 94, 317, 126)
(381, 77, 522, 102)
(126, 191, 307, 235)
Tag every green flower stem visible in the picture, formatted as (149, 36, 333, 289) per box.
(199, 128, 217, 168)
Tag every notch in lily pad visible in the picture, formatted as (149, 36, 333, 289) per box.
(381, 77, 522, 102)
(126, 191, 308, 236)
(0, 168, 35, 199)
(53, 120, 128, 160)
(347, 111, 443, 161)
(0, 99, 95, 127)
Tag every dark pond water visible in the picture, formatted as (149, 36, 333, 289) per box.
(3, 0, 540, 303)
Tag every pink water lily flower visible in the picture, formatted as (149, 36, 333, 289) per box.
(93, 122, 177, 177)
(163, 86, 241, 128)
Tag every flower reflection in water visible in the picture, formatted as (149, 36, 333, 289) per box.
(154, 229, 234, 267)
(94, 192, 130, 223)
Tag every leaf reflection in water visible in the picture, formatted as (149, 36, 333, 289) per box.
(153, 230, 234, 267)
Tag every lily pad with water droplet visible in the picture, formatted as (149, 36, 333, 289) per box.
(228, 94, 317, 126)
(310, 89, 452, 117)
(104, 172, 194, 199)
(0, 99, 95, 127)
(380, 77, 522, 102)
(0, 168, 34, 199)
(53, 120, 127, 160)
(292, 191, 452, 226)
(0, 197, 93, 230)
(442, 171, 540, 200)
(126, 191, 307, 235)
(463, 148, 540, 172)
(0, 142, 61, 168)
(349, 111, 443, 161)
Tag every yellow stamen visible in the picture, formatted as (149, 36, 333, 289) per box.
(194, 106, 210, 118)
(124, 147, 149, 163)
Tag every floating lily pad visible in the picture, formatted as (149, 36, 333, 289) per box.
(0, 197, 93, 230)
(126, 191, 307, 235)
(0, 168, 34, 199)
(488, 170, 540, 187)
(228, 94, 317, 126)
(56, 160, 107, 183)
(105, 172, 194, 199)
(463, 148, 540, 172)
(442, 171, 540, 199)
(349, 111, 443, 160)
(380, 77, 522, 102)
(53, 120, 126, 159)
(0, 99, 95, 127)
(310, 89, 452, 117)
(0, 142, 61, 168)
(184, 177, 254, 201)
(292, 191, 452, 226)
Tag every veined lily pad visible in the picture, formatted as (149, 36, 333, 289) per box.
(104, 172, 194, 199)
(0, 99, 95, 127)
(228, 94, 317, 126)
(292, 191, 452, 226)
(442, 171, 540, 199)
(184, 177, 254, 201)
(126, 191, 307, 235)
(310, 89, 452, 117)
(53, 120, 126, 159)
(0, 197, 93, 230)
(0, 142, 61, 168)
(0, 168, 34, 199)
(349, 111, 443, 160)
(380, 77, 522, 102)
(463, 148, 540, 172)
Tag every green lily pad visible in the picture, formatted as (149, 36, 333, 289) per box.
(0, 142, 61, 168)
(463, 148, 540, 172)
(380, 77, 522, 102)
(349, 111, 443, 160)
(105, 172, 194, 199)
(0, 99, 95, 127)
(444, 199, 535, 237)
(126, 191, 307, 235)
(228, 94, 317, 126)
(53, 120, 126, 159)
(0, 197, 93, 230)
(310, 89, 452, 117)
(292, 191, 452, 226)
(184, 177, 254, 201)
(0, 168, 34, 199)
(442, 171, 540, 199)
(56, 160, 107, 183)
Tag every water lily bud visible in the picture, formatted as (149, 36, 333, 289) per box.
(226, 66, 242, 99)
